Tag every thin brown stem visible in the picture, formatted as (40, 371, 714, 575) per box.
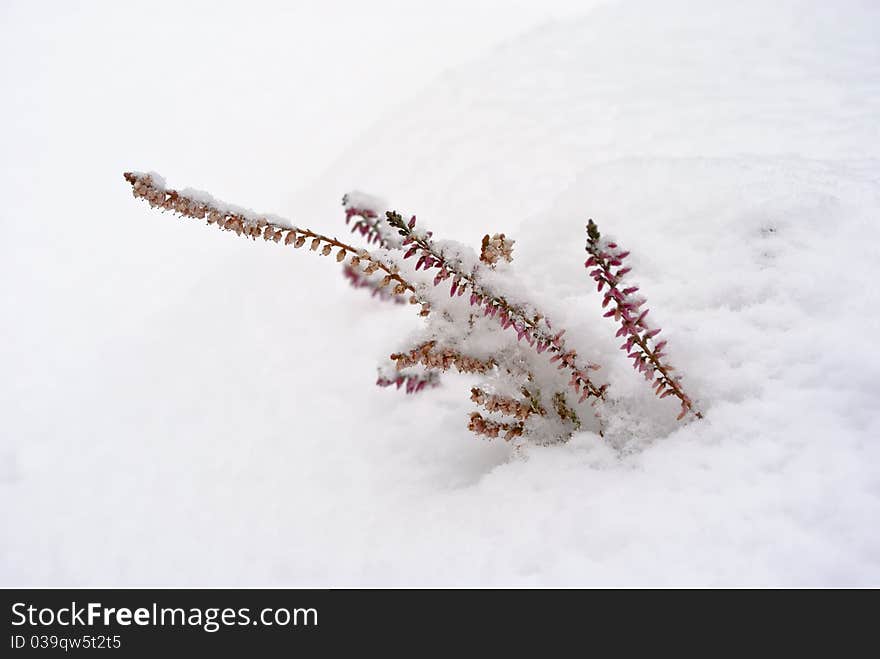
(123, 172, 419, 298)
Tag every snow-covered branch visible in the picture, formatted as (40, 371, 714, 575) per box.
(386, 211, 608, 404)
(124, 171, 420, 299)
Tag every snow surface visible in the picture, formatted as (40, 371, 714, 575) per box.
(2, 0, 879, 586)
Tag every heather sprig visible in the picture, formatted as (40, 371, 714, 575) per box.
(124, 172, 420, 300)
(585, 219, 701, 420)
(470, 386, 545, 421)
(390, 341, 496, 375)
(385, 211, 608, 405)
(467, 412, 524, 441)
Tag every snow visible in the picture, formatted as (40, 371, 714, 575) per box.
(2, 0, 879, 586)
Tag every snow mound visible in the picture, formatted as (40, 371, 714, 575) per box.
(340, 157, 880, 586)
(299, 0, 880, 233)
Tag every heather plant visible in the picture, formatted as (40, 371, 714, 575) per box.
(123, 171, 701, 445)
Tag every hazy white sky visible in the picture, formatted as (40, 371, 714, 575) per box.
(0, 0, 600, 212)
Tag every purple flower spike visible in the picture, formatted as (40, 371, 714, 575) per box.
(585, 218, 701, 420)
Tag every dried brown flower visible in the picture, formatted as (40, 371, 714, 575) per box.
(467, 412, 524, 441)
(480, 233, 515, 267)
(470, 387, 543, 421)
(390, 341, 496, 374)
